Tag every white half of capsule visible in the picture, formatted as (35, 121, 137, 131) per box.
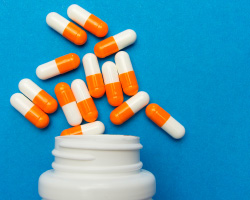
(113, 29, 137, 50)
(126, 91, 149, 113)
(62, 102, 82, 126)
(81, 121, 105, 135)
(36, 60, 60, 80)
(82, 53, 101, 76)
(18, 79, 42, 101)
(71, 79, 91, 102)
(102, 61, 119, 85)
(162, 116, 185, 139)
(115, 51, 134, 74)
(10, 93, 34, 116)
(67, 4, 91, 27)
(46, 12, 70, 35)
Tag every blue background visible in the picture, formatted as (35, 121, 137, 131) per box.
(1, 0, 250, 199)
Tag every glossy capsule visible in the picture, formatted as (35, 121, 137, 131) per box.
(67, 4, 108, 37)
(10, 93, 49, 128)
(46, 12, 87, 45)
(94, 29, 136, 58)
(82, 53, 105, 98)
(61, 121, 105, 136)
(36, 53, 80, 80)
(110, 91, 149, 125)
(102, 61, 123, 106)
(146, 104, 185, 139)
(18, 79, 57, 114)
(71, 79, 98, 122)
(115, 51, 139, 96)
(55, 83, 82, 126)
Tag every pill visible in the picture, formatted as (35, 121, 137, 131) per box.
(10, 93, 49, 128)
(46, 12, 87, 45)
(102, 61, 123, 106)
(18, 79, 58, 114)
(146, 103, 185, 139)
(67, 4, 108, 37)
(36, 53, 80, 80)
(110, 91, 149, 125)
(115, 51, 139, 96)
(61, 121, 105, 136)
(82, 53, 105, 98)
(71, 79, 98, 122)
(55, 83, 82, 126)
(94, 29, 136, 58)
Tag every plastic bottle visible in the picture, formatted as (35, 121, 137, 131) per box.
(38, 135, 156, 200)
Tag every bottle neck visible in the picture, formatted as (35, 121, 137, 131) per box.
(52, 135, 143, 175)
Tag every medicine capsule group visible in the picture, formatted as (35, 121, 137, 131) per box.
(94, 29, 137, 58)
(46, 12, 87, 45)
(36, 53, 80, 80)
(67, 4, 108, 37)
(71, 79, 98, 122)
(82, 53, 105, 98)
(146, 104, 185, 139)
(19, 79, 58, 114)
(61, 121, 105, 136)
(102, 61, 123, 106)
(10, 93, 49, 128)
(110, 91, 149, 125)
(55, 83, 82, 126)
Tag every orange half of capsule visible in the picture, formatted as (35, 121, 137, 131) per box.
(55, 53, 80, 74)
(94, 37, 119, 58)
(61, 126, 82, 136)
(119, 71, 139, 96)
(110, 102, 134, 125)
(84, 14, 108, 37)
(86, 74, 105, 98)
(25, 105, 50, 128)
(105, 82, 124, 107)
(63, 22, 87, 45)
(55, 83, 76, 107)
(77, 98, 98, 122)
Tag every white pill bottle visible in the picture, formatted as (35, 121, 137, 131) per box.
(38, 135, 156, 200)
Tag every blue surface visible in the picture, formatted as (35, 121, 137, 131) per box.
(1, 0, 250, 199)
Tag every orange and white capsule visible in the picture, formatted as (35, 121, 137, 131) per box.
(55, 83, 82, 126)
(102, 61, 123, 106)
(36, 53, 80, 80)
(67, 4, 108, 37)
(94, 29, 137, 58)
(46, 12, 87, 45)
(10, 93, 49, 128)
(115, 51, 139, 96)
(110, 91, 149, 125)
(82, 53, 105, 98)
(146, 104, 185, 139)
(18, 79, 57, 114)
(71, 79, 98, 122)
(61, 121, 105, 136)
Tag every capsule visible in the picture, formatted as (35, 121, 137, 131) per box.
(36, 53, 80, 80)
(115, 51, 139, 96)
(55, 83, 82, 126)
(71, 79, 98, 122)
(82, 53, 105, 98)
(102, 61, 123, 106)
(18, 79, 57, 114)
(10, 93, 49, 128)
(67, 4, 108, 37)
(94, 29, 137, 58)
(110, 91, 149, 125)
(46, 12, 87, 45)
(146, 104, 185, 139)
(61, 121, 105, 136)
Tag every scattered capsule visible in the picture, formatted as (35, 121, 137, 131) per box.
(82, 53, 105, 98)
(55, 83, 82, 126)
(18, 79, 57, 114)
(71, 79, 98, 122)
(102, 61, 123, 106)
(94, 29, 136, 58)
(46, 12, 87, 45)
(61, 121, 105, 136)
(36, 53, 80, 80)
(10, 93, 49, 128)
(115, 51, 139, 96)
(67, 4, 108, 37)
(110, 91, 149, 125)
(146, 104, 185, 139)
